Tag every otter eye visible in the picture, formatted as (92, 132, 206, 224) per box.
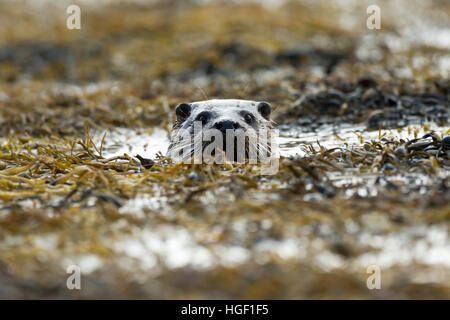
(196, 112, 209, 125)
(244, 113, 253, 124)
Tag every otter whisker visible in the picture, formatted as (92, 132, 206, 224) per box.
(194, 81, 209, 101)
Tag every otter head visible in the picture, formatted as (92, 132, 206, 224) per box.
(168, 99, 274, 162)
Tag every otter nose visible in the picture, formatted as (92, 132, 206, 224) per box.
(213, 120, 241, 132)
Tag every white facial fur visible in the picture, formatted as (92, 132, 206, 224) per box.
(167, 99, 275, 161)
(177, 99, 271, 132)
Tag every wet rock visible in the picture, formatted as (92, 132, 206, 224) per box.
(407, 140, 434, 152)
(393, 133, 450, 159)
(275, 48, 346, 74)
(382, 162, 397, 172)
(442, 136, 450, 150)
(96, 193, 124, 208)
(357, 77, 377, 89)
(384, 93, 399, 108)
(0, 42, 69, 65)
(188, 172, 199, 180)
(420, 93, 446, 106)
(394, 145, 407, 156)
(0, 41, 103, 80)
(366, 109, 404, 129)
(299, 90, 344, 116)
(139, 91, 155, 100)
(279, 77, 449, 128)
(48, 94, 81, 108)
(136, 154, 154, 169)
(220, 42, 261, 62)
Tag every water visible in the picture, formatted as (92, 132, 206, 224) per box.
(95, 127, 169, 159)
(95, 122, 449, 159)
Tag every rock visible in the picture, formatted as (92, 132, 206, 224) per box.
(357, 77, 377, 89)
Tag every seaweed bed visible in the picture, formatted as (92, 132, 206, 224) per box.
(0, 0, 449, 299)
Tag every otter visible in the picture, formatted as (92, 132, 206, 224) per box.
(166, 99, 276, 164)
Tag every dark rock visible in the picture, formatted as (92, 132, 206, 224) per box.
(442, 136, 450, 150)
(366, 109, 404, 129)
(357, 77, 377, 89)
(275, 48, 346, 74)
(136, 154, 155, 169)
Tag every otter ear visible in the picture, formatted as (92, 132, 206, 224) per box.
(175, 103, 191, 122)
(257, 102, 271, 120)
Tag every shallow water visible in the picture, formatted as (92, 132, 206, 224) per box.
(95, 127, 169, 159)
(96, 122, 450, 159)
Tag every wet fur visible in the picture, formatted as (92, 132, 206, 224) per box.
(167, 99, 275, 161)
